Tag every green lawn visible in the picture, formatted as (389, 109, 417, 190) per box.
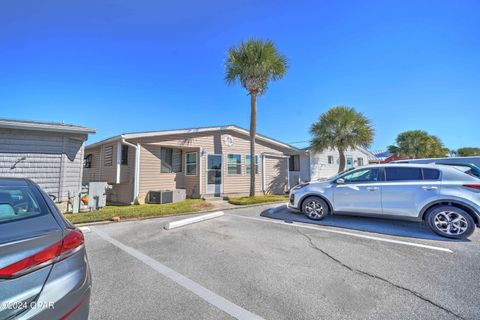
(64, 199, 213, 224)
(227, 195, 289, 205)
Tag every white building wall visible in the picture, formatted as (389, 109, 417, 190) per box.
(309, 148, 370, 180)
(288, 153, 310, 186)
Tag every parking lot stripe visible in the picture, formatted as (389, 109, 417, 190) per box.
(227, 214, 453, 253)
(91, 227, 265, 320)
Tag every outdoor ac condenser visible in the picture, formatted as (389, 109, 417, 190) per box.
(147, 189, 186, 204)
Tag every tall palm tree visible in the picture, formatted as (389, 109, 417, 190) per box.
(310, 106, 374, 173)
(225, 39, 287, 196)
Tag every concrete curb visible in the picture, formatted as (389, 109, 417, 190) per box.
(73, 201, 287, 227)
(164, 211, 224, 230)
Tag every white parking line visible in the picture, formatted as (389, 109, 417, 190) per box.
(92, 227, 264, 320)
(165, 211, 224, 230)
(227, 213, 453, 253)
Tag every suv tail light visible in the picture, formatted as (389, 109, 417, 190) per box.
(0, 229, 84, 279)
(463, 184, 480, 190)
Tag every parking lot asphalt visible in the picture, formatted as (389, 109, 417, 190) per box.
(84, 204, 480, 320)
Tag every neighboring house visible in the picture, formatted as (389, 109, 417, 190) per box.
(369, 150, 407, 163)
(0, 119, 96, 211)
(82, 125, 300, 204)
(368, 150, 392, 164)
(289, 147, 372, 184)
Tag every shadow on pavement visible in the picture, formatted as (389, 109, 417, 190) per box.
(260, 205, 468, 242)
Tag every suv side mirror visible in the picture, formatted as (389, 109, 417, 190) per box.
(336, 178, 345, 184)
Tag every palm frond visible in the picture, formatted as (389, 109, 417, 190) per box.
(310, 106, 374, 152)
(224, 39, 287, 95)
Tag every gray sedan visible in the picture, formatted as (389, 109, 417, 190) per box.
(0, 178, 91, 319)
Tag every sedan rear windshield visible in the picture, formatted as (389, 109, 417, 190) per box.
(0, 186, 49, 223)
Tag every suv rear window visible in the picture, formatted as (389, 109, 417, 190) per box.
(0, 186, 48, 223)
(422, 168, 441, 180)
(385, 167, 423, 181)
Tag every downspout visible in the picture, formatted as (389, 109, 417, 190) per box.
(262, 153, 266, 194)
(116, 141, 122, 184)
(286, 156, 290, 191)
(121, 139, 140, 204)
(199, 147, 203, 197)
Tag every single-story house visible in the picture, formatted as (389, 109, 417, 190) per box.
(0, 119, 96, 211)
(368, 150, 407, 164)
(288, 147, 373, 184)
(82, 125, 300, 204)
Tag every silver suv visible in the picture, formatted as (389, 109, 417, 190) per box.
(288, 164, 480, 239)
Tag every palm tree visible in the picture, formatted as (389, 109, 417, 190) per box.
(310, 106, 374, 173)
(225, 39, 287, 196)
(389, 130, 447, 159)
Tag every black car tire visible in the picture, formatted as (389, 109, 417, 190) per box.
(302, 196, 329, 221)
(426, 205, 475, 239)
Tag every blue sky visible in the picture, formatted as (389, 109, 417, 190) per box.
(0, 0, 478, 150)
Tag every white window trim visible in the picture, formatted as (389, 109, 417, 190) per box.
(205, 153, 224, 195)
(327, 155, 334, 165)
(185, 151, 198, 176)
(245, 154, 260, 175)
(226, 153, 242, 175)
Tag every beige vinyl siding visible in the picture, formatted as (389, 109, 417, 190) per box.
(138, 144, 182, 200)
(264, 156, 288, 194)
(108, 145, 135, 204)
(82, 146, 101, 183)
(83, 144, 118, 184)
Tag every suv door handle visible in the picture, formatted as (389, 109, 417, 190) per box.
(366, 187, 379, 191)
(422, 186, 438, 191)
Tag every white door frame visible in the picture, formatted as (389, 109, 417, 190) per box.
(346, 155, 354, 169)
(205, 153, 223, 195)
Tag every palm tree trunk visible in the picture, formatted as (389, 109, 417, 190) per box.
(338, 148, 346, 173)
(249, 94, 257, 197)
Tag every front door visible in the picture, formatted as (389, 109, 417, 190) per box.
(333, 167, 383, 214)
(346, 155, 353, 169)
(206, 154, 222, 196)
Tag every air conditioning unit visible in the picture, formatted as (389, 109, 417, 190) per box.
(148, 191, 161, 204)
(147, 189, 186, 204)
(147, 190, 174, 204)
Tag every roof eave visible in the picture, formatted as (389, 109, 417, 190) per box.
(0, 122, 96, 135)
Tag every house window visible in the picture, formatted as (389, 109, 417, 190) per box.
(227, 154, 242, 175)
(328, 155, 334, 164)
(104, 146, 113, 166)
(246, 155, 259, 174)
(289, 155, 300, 171)
(161, 148, 182, 173)
(357, 157, 364, 166)
(84, 154, 92, 168)
(121, 145, 129, 165)
(185, 152, 197, 176)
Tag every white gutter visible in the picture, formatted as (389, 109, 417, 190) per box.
(121, 139, 140, 204)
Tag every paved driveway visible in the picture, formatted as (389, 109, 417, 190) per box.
(84, 204, 480, 320)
